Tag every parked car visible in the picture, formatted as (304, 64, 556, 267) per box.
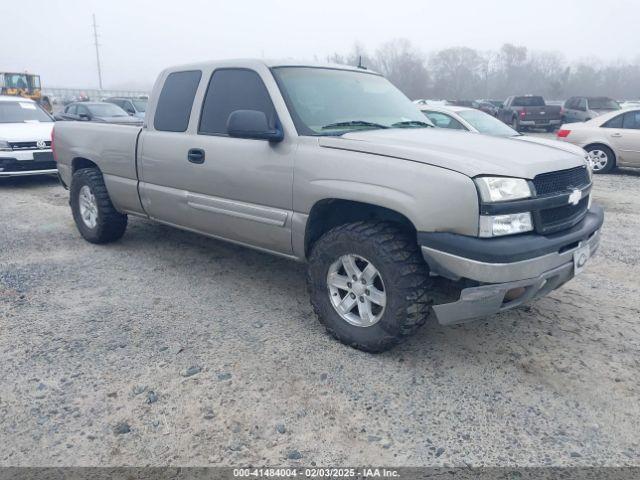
(0, 95, 56, 177)
(53, 59, 602, 352)
(556, 108, 640, 173)
(105, 97, 147, 119)
(497, 95, 562, 132)
(472, 100, 500, 117)
(413, 99, 449, 106)
(619, 100, 640, 109)
(420, 105, 587, 156)
(562, 96, 620, 123)
(55, 102, 143, 125)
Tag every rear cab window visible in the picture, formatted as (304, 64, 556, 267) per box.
(512, 96, 545, 107)
(154, 70, 202, 132)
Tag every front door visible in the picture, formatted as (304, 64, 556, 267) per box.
(139, 68, 295, 256)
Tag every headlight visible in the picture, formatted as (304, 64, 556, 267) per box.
(0, 140, 12, 152)
(479, 213, 533, 237)
(584, 154, 593, 181)
(475, 177, 532, 202)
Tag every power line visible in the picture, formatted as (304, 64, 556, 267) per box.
(92, 13, 103, 89)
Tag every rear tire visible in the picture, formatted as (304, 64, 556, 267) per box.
(307, 221, 433, 353)
(585, 144, 616, 174)
(70, 168, 127, 243)
(545, 125, 556, 133)
(511, 116, 520, 131)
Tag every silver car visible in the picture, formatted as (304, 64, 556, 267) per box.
(562, 96, 620, 124)
(420, 104, 587, 156)
(556, 108, 640, 173)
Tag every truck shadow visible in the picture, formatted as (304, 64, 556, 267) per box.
(0, 174, 60, 189)
(118, 215, 578, 367)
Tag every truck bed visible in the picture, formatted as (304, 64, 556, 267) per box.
(54, 121, 144, 215)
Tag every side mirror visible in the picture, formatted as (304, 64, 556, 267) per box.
(227, 110, 283, 142)
(126, 109, 135, 115)
(78, 113, 90, 120)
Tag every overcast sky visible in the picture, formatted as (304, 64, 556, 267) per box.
(2, 0, 638, 90)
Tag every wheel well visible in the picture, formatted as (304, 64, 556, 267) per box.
(584, 143, 616, 162)
(72, 157, 99, 174)
(304, 199, 416, 256)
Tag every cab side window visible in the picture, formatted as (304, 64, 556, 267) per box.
(198, 69, 277, 136)
(154, 70, 202, 132)
(577, 98, 587, 111)
(602, 114, 624, 129)
(423, 111, 467, 130)
(77, 105, 89, 117)
(622, 111, 640, 129)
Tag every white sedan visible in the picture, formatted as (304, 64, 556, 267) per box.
(419, 104, 587, 157)
(555, 109, 640, 173)
(0, 95, 56, 177)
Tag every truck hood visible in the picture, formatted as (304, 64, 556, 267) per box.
(319, 129, 585, 178)
(512, 134, 586, 156)
(0, 122, 54, 142)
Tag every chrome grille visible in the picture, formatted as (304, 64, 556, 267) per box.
(533, 166, 590, 196)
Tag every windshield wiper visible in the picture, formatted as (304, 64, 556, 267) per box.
(321, 120, 389, 131)
(391, 120, 433, 128)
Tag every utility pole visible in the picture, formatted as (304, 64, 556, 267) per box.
(92, 13, 103, 90)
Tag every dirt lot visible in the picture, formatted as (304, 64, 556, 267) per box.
(1, 167, 639, 467)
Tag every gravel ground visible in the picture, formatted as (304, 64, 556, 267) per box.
(1, 168, 639, 467)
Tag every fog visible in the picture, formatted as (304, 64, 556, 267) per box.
(1, 0, 638, 91)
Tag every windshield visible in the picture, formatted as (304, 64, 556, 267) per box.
(272, 67, 430, 135)
(0, 101, 52, 123)
(132, 99, 147, 112)
(512, 96, 545, 107)
(589, 98, 619, 110)
(458, 109, 518, 136)
(4, 74, 30, 89)
(88, 103, 128, 117)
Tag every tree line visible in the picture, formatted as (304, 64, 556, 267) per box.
(327, 40, 640, 101)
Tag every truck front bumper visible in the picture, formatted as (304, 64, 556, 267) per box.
(419, 205, 604, 325)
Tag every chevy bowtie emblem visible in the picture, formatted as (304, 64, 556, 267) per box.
(568, 189, 582, 206)
(36, 140, 47, 149)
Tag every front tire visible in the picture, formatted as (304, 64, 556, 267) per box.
(585, 145, 616, 174)
(70, 168, 127, 243)
(307, 221, 433, 353)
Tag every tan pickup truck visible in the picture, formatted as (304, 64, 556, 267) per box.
(53, 59, 603, 352)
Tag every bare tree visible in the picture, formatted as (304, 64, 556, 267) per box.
(327, 39, 640, 101)
(428, 47, 484, 99)
(374, 39, 430, 99)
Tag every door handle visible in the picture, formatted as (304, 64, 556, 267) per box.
(187, 148, 205, 164)
(611, 133, 623, 138)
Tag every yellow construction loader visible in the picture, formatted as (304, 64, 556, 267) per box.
(0, 72, 52, 112)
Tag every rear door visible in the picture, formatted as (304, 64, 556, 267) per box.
(610, 111, 640, 166)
